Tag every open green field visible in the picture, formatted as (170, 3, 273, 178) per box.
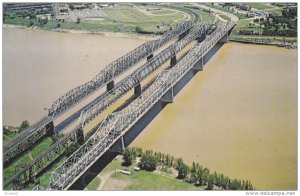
(31, 137, 53, 159)
(218, 14, 231, 21)
(267, 8, 284, 15)
(90, 157, 206, 191)
(3, 136, 54, 189)
(3, 3, 218, 34)
(245, 3, 273, 10)
(204, 3, 251, 20)
(114, 170, 205, 190)
(87, 176, 101, 190)
(4, 154, 32, 182)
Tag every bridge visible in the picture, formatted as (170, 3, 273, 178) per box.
(47, 20, 236, 190)
(4, 8, 209, 188)
(3, 6, 236, 190)
(3, 19, 194, 165)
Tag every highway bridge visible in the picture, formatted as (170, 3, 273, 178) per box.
(4, 7, 208, 188)
(47, 20, 236, 190)
(3, 6, 236, 190)
(3, 19, 193, 165)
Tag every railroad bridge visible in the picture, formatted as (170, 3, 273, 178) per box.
(3, 8, 236, 190)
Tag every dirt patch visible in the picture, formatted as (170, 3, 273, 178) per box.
(102, 177, 132, 190)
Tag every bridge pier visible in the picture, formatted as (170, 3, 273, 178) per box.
(46, 121, 55, 136)
(75, 128, 85, 144)
(197, 32, 206, 43)
(170, 55, 177, 68)
(161, 87, 174, 103)
(219, 32, 228, 43)
(106, 80, 115, 91)
(178, 29, 190, 41)
(193, 57, 203, 71)
(109, 136, 125, 154)
(134, 83, 142, 98)
(147, 54, 154, 61)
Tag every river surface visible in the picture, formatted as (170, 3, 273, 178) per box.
(131, 42, 297, 190)
(2, 28, 297, 190)
(3, 27, 147, 126)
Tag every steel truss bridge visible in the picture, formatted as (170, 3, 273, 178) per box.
(47, 20, 236, 190)
(4, 21, 211, 189)
(3, 20, 193, 164)
(4, 8, 210, 188)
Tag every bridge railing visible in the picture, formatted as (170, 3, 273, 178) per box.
(48, 21, 236, 190)
(49, 21, 193, 118)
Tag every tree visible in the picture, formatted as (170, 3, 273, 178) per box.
(206, 175, 215, 190)
(189, 162, 197, 183)
(139, 152, 157, 171)
(122, 148, 134, 166)
(135, 26, 142, 33)
(230, 178, 241, 190)
(202, 168, 210, 185)
(76, 17, 80, 24)
(176, 158, 189, 179)
(19, 120, 30, 131)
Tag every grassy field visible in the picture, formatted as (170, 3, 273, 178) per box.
(31, 137, 53, 159)
(204, 3, 251, 20)
(91, 157, 206, 191)
(3, 132, 17, 143)
(218, 14, 231, 21)
(4, 4, 191, 34)
(114, 170, 205, 190)
(4, 136, 54, 189)
(4, 154, 32, 182)
(87, 176, 101, 190)
(150, 9, 177, 15)
(267, 8, 284, 15)
(245, 3, 273, 10)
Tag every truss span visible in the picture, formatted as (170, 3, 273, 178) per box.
(48, 21, 236, 190)
(49, 21, 193, 118)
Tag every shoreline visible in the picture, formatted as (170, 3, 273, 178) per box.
(2, 23, 160, 41)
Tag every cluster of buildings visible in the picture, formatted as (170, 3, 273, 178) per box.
(3, 3, 114, 21)
(218, 3, 270, 19)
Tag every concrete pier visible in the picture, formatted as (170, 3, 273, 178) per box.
(134, 83, 142, 98)
(161, 87, 174, 103)
(106, 80, 115, 91)
(147, 54, 154, 61)
(46, 121, 55, 136)
(109, 136, 125, 154)
(170, 55, 177, 67)
(193, 57, 203, 71)
(219, 32, 228, 43)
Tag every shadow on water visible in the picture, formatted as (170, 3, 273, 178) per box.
(68, 42, 225, 190)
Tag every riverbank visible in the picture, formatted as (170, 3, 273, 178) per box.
(2, 24, 159, 40)
(229, 35, 297, 49)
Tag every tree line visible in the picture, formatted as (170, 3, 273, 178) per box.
(123, 147, 254, 190)
(239, 7, 297, 37)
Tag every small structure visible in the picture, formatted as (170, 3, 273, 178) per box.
(134, 167, 140, 171)
(121, 170, 131, 175)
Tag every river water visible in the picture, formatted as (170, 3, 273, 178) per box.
(2, 27, 147, 126)
(2, 28, 297, 190)
(131, 42, 297, 190)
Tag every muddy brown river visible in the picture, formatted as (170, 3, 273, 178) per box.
(3, 27, 297, 190)
(131, 43, 297, 190)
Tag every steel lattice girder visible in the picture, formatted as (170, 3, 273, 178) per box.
(48, 22, 193, 117)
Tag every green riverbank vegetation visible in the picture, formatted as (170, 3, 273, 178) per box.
(121, 147, 254, 190)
